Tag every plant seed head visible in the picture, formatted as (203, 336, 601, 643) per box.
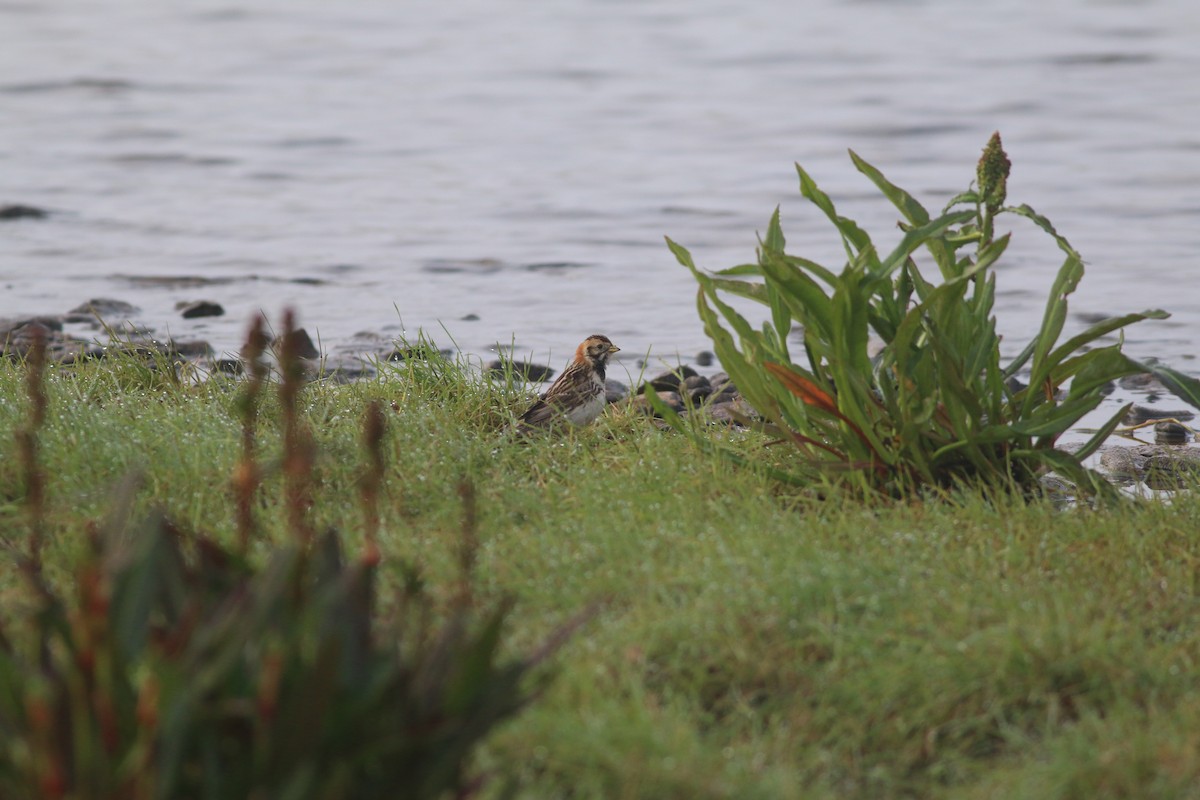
(977, 131, 1011, 210)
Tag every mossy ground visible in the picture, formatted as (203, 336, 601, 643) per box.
(2, 353, 1199, 799)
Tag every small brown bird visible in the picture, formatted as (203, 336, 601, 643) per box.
(516, 334, 620, 434)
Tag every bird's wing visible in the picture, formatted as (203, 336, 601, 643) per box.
(518, 398, 558, 427)
(517, 363, 597, 429)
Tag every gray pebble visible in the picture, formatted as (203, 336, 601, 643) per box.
(605, 378, 629, 404)
(485, 358, 555, 383)
(177, 300, 225, 319)
(1125, 404, 1195, 424)
(1154, 421, 1191, 445)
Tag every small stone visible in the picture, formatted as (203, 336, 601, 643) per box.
(276, 328, 320, 359)
(387, 344, 445, 362)
(0, 204, 48, 220)
(169, 339, 214, 359)
(485, 358, 555, 383)
(631, 391, 684, 417)
(177, 300, 225, 319)
(1118, 372, 1166, 392)
(1005, 376, 1027, 395)
(211, 358, 243, 375)
(460, 313, 480, 321)
(605, 379, 629, 404)
(683, 374, 712, 402)
(709, 372, 730, 388)
(707, 403, 743, 426)
(695, 350, 715, 367)
(1143, 453, 1200, 490)
(638, 365, 699, 394)
(1125, 404, 1195, 424)
(68, 298, 138, 319)
(1154, 421, 1191, 445)
(0, 316, 63, 337)
(727, 396, 760, 421)
(710, 383, 739, 404)
(319, 355, 377, 382)
(1099, 447, 1141, 480)
(0, 322, 89, 363)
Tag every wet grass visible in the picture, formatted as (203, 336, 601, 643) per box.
(3, 349, 1200, 798)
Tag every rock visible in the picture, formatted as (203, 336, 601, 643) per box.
(631, 391, 684, 417)
(1098, 443, 1200, 488)
(1144, 450, 1200, 490)
(638, 365, 699, 394)
(0, 204, 48, 220)
(1118, 372, 1167, 392)
(211, 358, 244, 375)
(1155, 421, 1191, 445)
(706, 373, 738, 402)
(683, 374, 712, 402)
(1005, 376, 1027, 395)
(387, 344, 447, 362)
(177, 300, 225, 319)
(67, 298, 138, 321)
(710, 383, 739, 404)
(2, 319, 54, 346)
(1, 318, 90, 362)
(727, 396, 760, 421)
(605, 379, 629, 404)
(1099, 447, 1140, 480)
(1125, 404, 1195, 424)
(707, 403, 744, 426)
(460, 313, 480, 321)
(485, 358, 555, 383)
(168, 339, 214, 359)
(1, 316, 63, 337)
(695, 350, 715, 367)
(276, 328, 320, 360)
(318, 355, 377, 382)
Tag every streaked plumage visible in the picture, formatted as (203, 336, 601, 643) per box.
(516, 335, 620, 434)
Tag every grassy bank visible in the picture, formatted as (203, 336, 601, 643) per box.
(3, 352, 1200, 799)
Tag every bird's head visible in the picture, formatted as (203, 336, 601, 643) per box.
(576, 334, 620, 366)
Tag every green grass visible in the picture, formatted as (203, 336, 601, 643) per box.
(4, 352, 1200, 799)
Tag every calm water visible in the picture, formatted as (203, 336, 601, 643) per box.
(2, 0, 1199, 384)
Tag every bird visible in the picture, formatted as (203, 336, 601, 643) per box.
(515, 334, 620, 434)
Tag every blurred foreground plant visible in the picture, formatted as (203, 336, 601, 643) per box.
(663, 133, 1200, 495)
(0, 314, 585, 799)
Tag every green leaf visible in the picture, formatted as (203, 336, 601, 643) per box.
(849, 149, 930, 225)
(1055, 346, 1143, 397)
(878, 209, 976, 280)
(1004, 203, 1080, 259)
(1045, 309, 1168, 370)
(1023, 252, 1086, 414)
(974, 233, 1011, 273)
(709, 277, 770, 304)
(758, 250, 835, 337)
(763, 206, 786, 252)
(943, 190, 980, 211)
(796, 162, 874, 259)
(1010, 394, 1103, 438)
(781, 254, 839, 286)
(714, 263, 763, 277)
(1074, 402, 1134, 462)
(1133, 362, 1200, 411)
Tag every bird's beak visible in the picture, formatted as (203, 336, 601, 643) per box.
(609, 344, 621, 353)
